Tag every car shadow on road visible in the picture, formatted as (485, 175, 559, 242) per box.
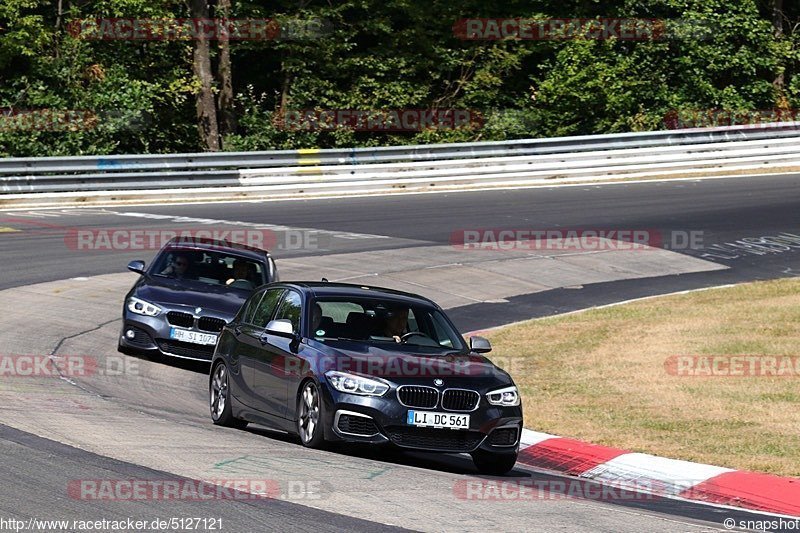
(124, 350, 211, 374)
(239, 424, 529, 478)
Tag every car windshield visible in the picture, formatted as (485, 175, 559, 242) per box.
(151, 248, 265, 289)
(310, 297, 467, 353)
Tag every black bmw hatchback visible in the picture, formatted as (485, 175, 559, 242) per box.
(118, 237, 278, 362)
(209, 282, 523, 474)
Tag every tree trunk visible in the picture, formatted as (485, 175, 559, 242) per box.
(216, 0, 236, 140)
(773, 0, 785, 94)
(191, 0, 220, 151)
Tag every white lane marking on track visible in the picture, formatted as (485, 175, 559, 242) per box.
(109, 211, 389, 241)
(0, 209, 115, 217)
(1, 211, 61, 217)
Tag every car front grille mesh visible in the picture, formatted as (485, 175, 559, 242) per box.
(337, 414, 378, 436)
(198, 317, 226, 332)
(397, 386, 439, 409)
(387, 427, 484, 452)
(441, 389, 480, 411)
(489, 427, 519, 446)
(166, 311, 194, 328)
(156, 340, 214, 361)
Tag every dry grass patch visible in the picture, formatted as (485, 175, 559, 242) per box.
(486, 278, 800, 476)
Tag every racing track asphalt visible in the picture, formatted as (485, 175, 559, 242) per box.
(1, 174, 800, 531)
(2, 174, 800, 330)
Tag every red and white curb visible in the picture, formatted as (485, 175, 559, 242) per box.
(518, 428, 800, 517)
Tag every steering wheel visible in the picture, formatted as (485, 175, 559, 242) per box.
(400, 331, 431, 343)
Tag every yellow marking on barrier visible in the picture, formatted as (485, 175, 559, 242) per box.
(0, 227, 20, 233)
(297, 148, 322, 165)
(296, 167, 323, 175)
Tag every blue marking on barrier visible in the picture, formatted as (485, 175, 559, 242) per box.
(97, 159, 121, 169)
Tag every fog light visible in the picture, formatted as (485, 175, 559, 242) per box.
(125, 329, 136, 340)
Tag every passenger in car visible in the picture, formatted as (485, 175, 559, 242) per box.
(161, 254, 192, 279)
(225, 259, 250, 285)
(311, 303, 323, 332)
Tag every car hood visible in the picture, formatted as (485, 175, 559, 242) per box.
(308, 340, 510, 384)
(134, 276, 250, 316)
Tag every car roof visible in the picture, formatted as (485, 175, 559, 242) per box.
(161, 237, 270, 260)
(274, 282, 439, 307)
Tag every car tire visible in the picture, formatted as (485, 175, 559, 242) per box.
(471, 449, 518, 475)
(297, 380, 326, 449)
(209, 362, 248, 429)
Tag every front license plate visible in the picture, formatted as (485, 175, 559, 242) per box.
(407, 410, 469, 429)
(169, 328, 218, 345)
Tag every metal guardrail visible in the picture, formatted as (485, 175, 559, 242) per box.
(2, 122, 800, 204)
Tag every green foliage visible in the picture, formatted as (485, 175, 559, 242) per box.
(0, 0, 798, 155)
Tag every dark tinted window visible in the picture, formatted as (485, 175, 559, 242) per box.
(273, 290, 302, 334)
(309, 297, 466, 352)
(251, 289, 284, 327)
(152, 248, 265, 288)
(240, 291, 265, 324)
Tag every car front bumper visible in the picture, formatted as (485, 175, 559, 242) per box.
(118, 308, 227, 362)
(321, 387, 522, 454)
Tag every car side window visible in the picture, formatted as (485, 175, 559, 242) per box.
(239, 291, 265, 324)
(273, 290, 302, 334)
(251, 289, 284, 327)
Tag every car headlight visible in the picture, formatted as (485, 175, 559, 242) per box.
(325, 371, 389, 397)
(486, 385, 520, 406)
(126, 296, 162, 317)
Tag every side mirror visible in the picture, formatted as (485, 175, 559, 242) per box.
(265, 319, 296, 338)
(469, 336, 492, 353)
(127, 260, 146, 275)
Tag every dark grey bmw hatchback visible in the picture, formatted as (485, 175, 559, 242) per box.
(118, 237, 278, 362)
(209, 281, 523, 475)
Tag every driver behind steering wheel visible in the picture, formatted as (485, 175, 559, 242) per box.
(382, 306, 409, 343)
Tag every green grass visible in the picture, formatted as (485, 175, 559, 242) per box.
(486, 278, 800, 477)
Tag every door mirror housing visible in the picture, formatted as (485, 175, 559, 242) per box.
(127, 260, 146, 275)
(469, 335, 492, 353)
(265, 319, 296, 338)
